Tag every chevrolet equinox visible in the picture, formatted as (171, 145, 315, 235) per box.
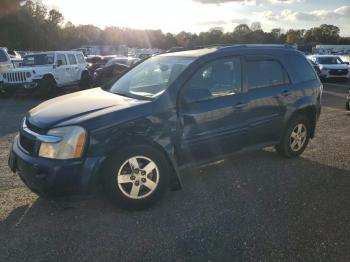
(8, 45, 322, 208)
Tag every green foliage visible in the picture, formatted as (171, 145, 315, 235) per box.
(0, 1, 349, 51)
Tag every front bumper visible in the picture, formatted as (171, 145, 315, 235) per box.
(8, 135, 104, 196)
(1, 81, 38, 90)
(319, 70, 350, 79)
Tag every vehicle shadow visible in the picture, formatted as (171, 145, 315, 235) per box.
(0, 95, 42, 137)
(1, 150, 350, 261)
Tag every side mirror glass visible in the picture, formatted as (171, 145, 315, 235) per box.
(183, 88, 212, 104)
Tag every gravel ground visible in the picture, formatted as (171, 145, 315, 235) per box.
(0, 82, 350, 262)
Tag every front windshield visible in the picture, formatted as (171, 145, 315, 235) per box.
(316, 57, 343, 65)
(109, 56, 194, 99)
(22, 54, 54, 66)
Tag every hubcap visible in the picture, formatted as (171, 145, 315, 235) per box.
(290, 123, 307, 152)
(117, 156, 159, 200)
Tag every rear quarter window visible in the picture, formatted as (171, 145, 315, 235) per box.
(0, 49, 9, 62)
(284, 54, 317, 83)
(76, 54, 86, 64)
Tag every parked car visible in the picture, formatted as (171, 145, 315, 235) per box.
(93, 62, 129, 86)
(308, 55, 350, 81)
(8, 45, 322, 208)
(104, 57, 140, 67)
(92, 57, 140, 86)
(86, 55, 116, 75)
(0, 47, 14, 94)
(346, 91, 350, 111)
(1, 51, 91, 96)
(7, 49, 23, 68)
(307, 58, 321, 76)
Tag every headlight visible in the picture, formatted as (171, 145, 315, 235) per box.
(39, 126, 87, 159)
(26, 72, 31, 78)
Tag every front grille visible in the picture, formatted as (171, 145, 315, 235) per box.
(19, 133, 37, 155)
(329, 69, 349, 76)
(4, 72, 27, 83)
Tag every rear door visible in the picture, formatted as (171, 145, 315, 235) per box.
(178, 56, 249, 163)
(244, 55, 294, 144)
(67, 53, 80, 83)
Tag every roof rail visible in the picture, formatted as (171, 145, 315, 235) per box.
(216, 44, 294, 52)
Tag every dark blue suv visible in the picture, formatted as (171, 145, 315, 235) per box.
(8, 45, 322, 208)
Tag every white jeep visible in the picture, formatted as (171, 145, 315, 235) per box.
(0, 47, 14, 82)
(1, 51, 91, 96)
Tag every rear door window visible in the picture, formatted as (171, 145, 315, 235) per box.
(0, 49, 9, 62)
(68, 54, 77, 65)
(246, 59, 289, 90)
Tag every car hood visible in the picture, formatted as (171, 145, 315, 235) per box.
(27, 88, 150, 129)
(319, 64, 349, 70)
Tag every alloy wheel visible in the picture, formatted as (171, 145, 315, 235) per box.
(290, 123, 307, 152)
(117, 156, 159, 199)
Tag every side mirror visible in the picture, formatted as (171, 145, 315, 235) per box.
(57, 60, 63, 67)
(183, 88, 212, 104)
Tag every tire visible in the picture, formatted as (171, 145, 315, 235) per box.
(103, 145, 170, 209)
(79, 71, 92, 90)
(275, 114, 311, 158)
(36, 76, 58, 98)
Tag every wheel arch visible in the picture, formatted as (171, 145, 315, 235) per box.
(287, 105, 318, 138)
(42, 73, 57, 83)
(100, 135, 182, 191)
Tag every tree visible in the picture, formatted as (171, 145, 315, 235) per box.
(251, 22, 262, 32)
(48, 9, 63, 26)
(234, 24, 251, 35)
(0, 0, 349, 51)
(0, 0, 26, 17)
(285, 29, 305, 44)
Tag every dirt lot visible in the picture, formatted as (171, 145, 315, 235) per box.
(0, 82, 350, 261)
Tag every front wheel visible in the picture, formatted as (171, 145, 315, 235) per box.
(36, 76, 58, 98)
(275, 115, 310, 158)
(103, 145, 170, 209)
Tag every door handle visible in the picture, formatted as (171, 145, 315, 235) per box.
(281, 90, 291, 96)
(234, 102, 247, 109)
(66, 68, 70, 70)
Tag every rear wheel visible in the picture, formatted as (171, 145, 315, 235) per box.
(275, 115, 310, 158)
(103, 145, 170, 209)
(79, 71, 92, 90)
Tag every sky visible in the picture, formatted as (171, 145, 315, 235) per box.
(42, 0, 350, 36)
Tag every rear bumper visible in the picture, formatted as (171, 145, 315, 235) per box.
(8, 135, 105, 196)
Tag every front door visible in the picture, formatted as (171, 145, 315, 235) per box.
(55, 54, 71, 86)
(178, 56, 249, 164)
